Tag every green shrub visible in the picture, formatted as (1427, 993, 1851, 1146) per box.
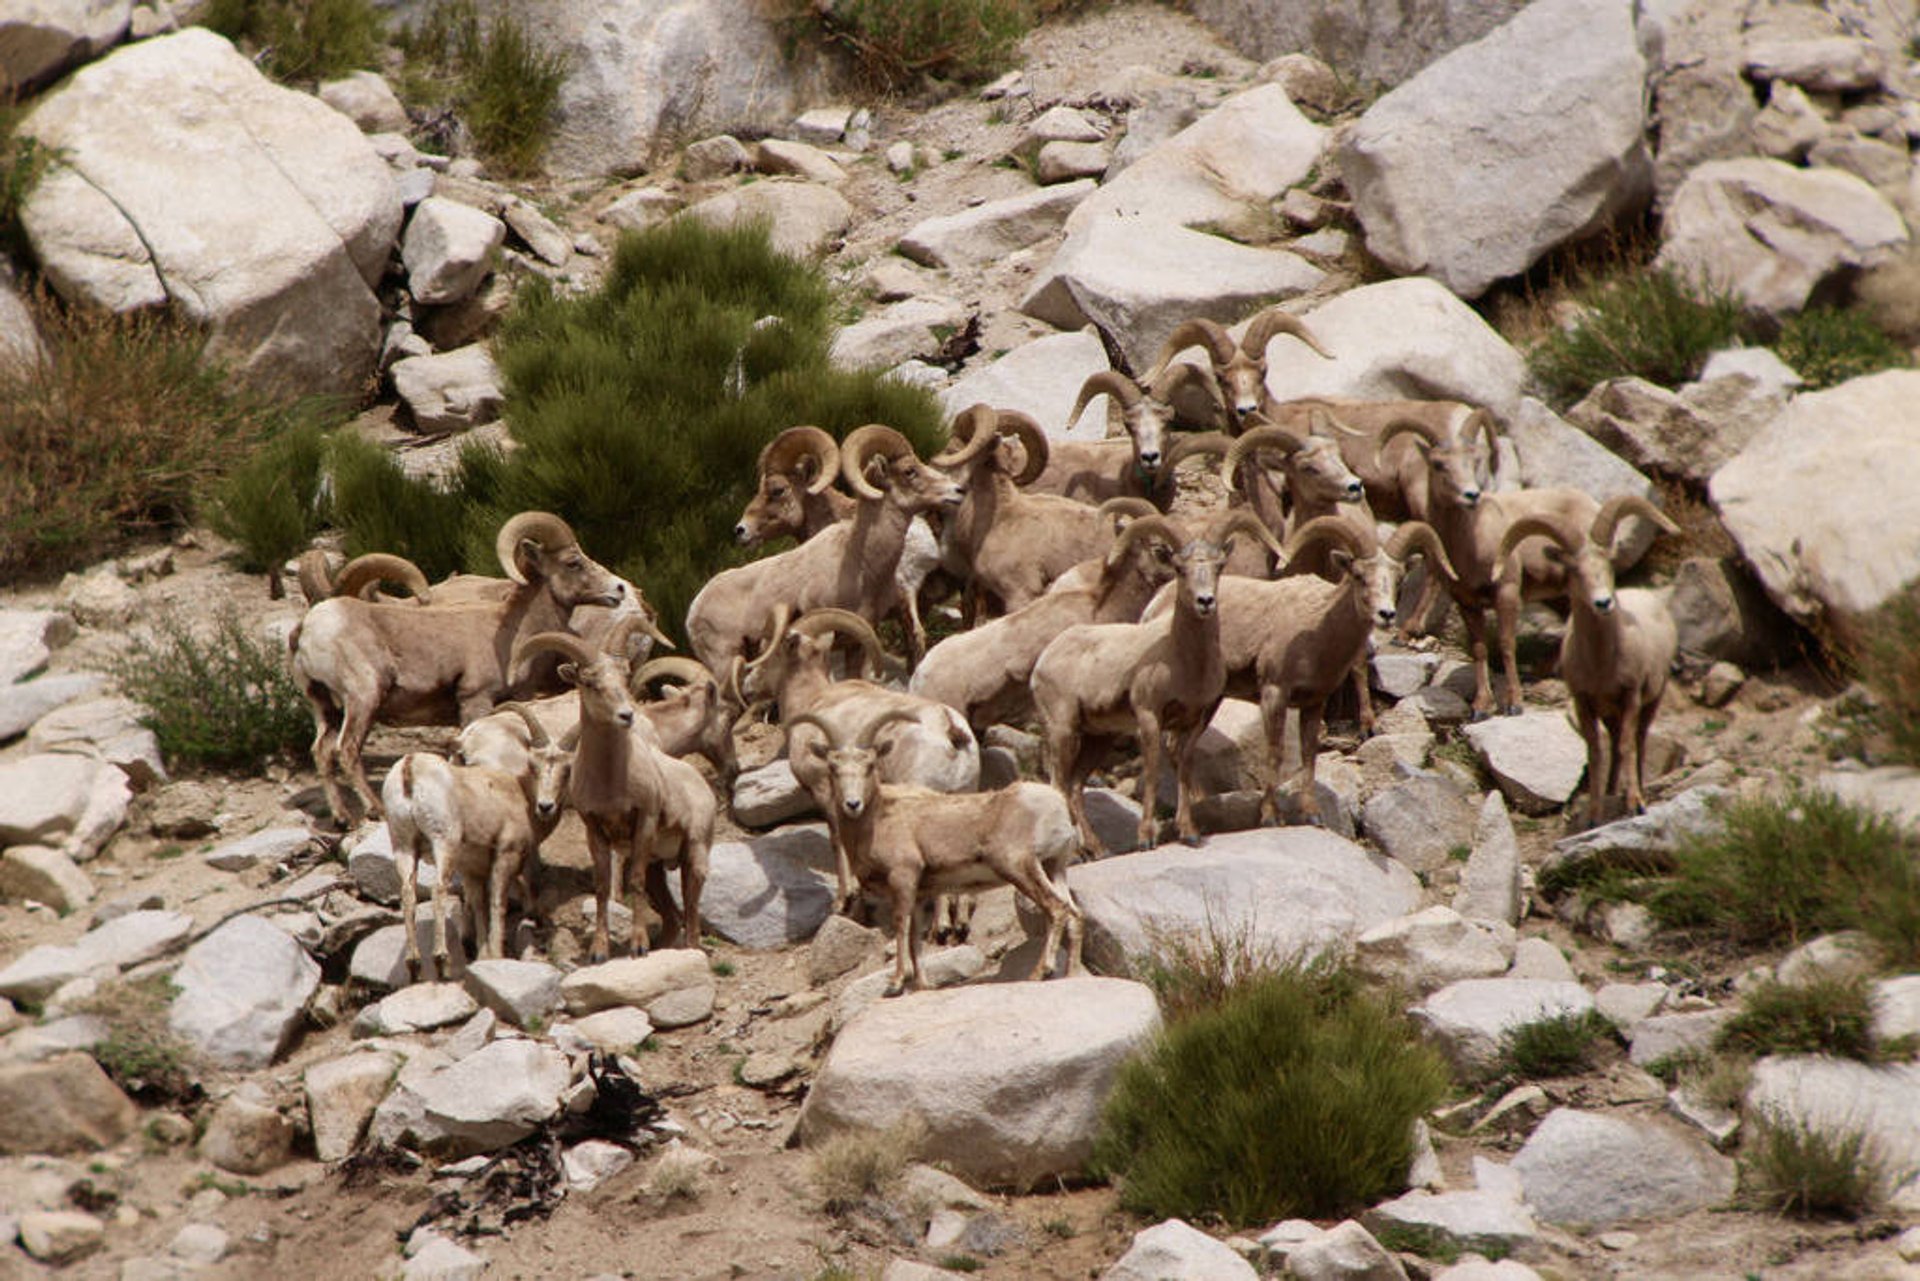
(1093, 958, 1450, 1227)
(0, 302, 321, 582)
(74, 977, 197, 1106)
(111, 606, 312, 771)
(1530, 267, 1747, 407)
(1647, 788, 1920, 968)
(316, 220, 947, 645)
(202, 0, 385, 83)
(397, 1, 568, 174)
(206, 416, 333, 593)
(1, 102, 51, 262)
(793, 0, 1037, 89)
(1133, 916, 1293, 1024)
(1743, 1112, 1893, 1220)
(1499, 1009, 1616, 1079)
(1716, 974, 1913, 1064)
(1773, 306, 1909, 391)
(1843, 583, 1920, 770)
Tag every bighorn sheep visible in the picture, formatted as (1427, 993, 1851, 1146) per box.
(1031, 370, 1218, 508)
(289, 512, 628, 824)
(1261, 397, 1494, 523)
(1379, 417, 1602, 717)
(1146, 307, 1335, 430)
(384, 702, 568, 982)
(1031, 510, 1281, 854)
(742, 608, 978, 912)
(911, 504, 1184, 731)
(731, 425, 945, 660)
(511, 631, 714, 962)
(686, 424, 963, 681)
(1494, 497, 1682, 827)
(1247, 517, 1454, 825)
(790, 708, 1085, 995)
(935, 405, 1145, 615)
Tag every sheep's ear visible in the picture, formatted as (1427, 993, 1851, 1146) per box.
(875, 736, 898, 759)
(1329, 549, 1355, 576)
(557, 662, 579, 686)
(804, 738, 829, 762)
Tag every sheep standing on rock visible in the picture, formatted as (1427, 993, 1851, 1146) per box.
(1145, 306, 1334, 431)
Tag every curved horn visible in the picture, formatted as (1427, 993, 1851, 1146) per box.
(295, 549, 335, 604)
(1210, 508, 1288, 564)
(1163, 431, 1234, 470)
(1096, 496, 1160, 533)
(1108, 514, 1188, 567)
(331, 553, 432, 603)
(1495, 515, 1582, 569)
(840, 424, 912, 502)
(632, 656, 715, 693)
(510, 630, 598, 681)
(1591, 495, 1681, 552)
(1068, 371, 1144, 433)
(747, 602, 796, 675)
(601, 614, 649, 664)
(1377, 417, 1447, 468)
(759, 425, 841, 495)
(1384, 521, 1458, 581)
(1281, 515, 1369, 566)
(995, 409, 1051, 485)
(791, 607, 888, 680)
(1149, 359, 1224, 412)
(930, 404, 1002, 470)
(1149, 318, 1235, 375)
(495, 511, 579, 585)
(1309, 407, 1369, 439)
(1241, 306, 1334, 361)
(498, 701, 553, 750)
(1224, 424, 1307, 486)
(785, 711, 847, 752)
(851, 706, 924, 750)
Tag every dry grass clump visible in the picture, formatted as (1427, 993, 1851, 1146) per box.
(807, 1118, 928, 1213)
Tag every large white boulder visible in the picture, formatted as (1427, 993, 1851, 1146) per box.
(667, 825, 835, 949)
(1103, 1218, 1257, 1280)
(386, 1038, 572, 1157)
(798, 977, 1159, 1189)
(0, 753, 127, 856)
(941, 329, 1112, 439)
(1413, 978, 1596, 1076)
(1462, 712, 1587, 815)
(390, 343, 503, 433)
(1710, 370, 1920, 625)
(1510, 1107, 1737, 1226)
(1189, 0, 1528, 90)
(1260, 277, 1529, 423)
(1656, 158, 1907, 318)
(1049, 827, 1422, 977)
(0, 0, 130, 92)
(304, 1049, 399, 1162)
(901, 180, 1096, 269)
(1339, 0, 1651, 300)
(169, 915, 320, 1069)
(1745, 1055, 1920, 1209)
(678, 180, 852, 259)
(18, 29, 401, 398)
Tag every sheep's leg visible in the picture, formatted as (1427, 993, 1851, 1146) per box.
(1010, 865, 1069, 981)
(1350, 654, 1376, 739)
(1171, 719, 1207, 847)
(1494, 582, 1523, 716)
(1295, 701, 1326, 824)
(627, 817, 656, 957)
(1631, 691, 1663, 814)
(429, 839, 453, 984)
(337, 702, 384, 821)
(1133, 709, 1165, 852)
(679, 838, 706, 952)
(826, 814, 860, 917)
(485, 848, 520, 961)
(885, 872, 921, 996)
(1617, 690, 1646, 815)
(307, 700, 350, 828)
(900, 593, 928, 664)
(1397, 567, 1441, 645)
(399, 831, 424, 984)
(585, 823, 614, 965)
(1572, 695, 1605, 831)
(1044, 727, 1098, 854)
(1459, 600, 1495, 720)
(1258, 683, 1289, 827)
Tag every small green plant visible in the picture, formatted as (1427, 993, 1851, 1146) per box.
(1843, 583, 1920, 770)
(1371, 1221, 1510, 1265)
(190, 1171, 252, 1199)
(1742, 1112, 1893, 1220)
(636, 1036, 661, 1053)
(202, 0, 385, 82)
(1448, 843, 1472, 863)
(1041, 1217, 1075, 1238)
(790, 0, 1037, 89)
(1530, 267, 1747, 407)
(151, 844, 186, 862)
(1648, 788, 1920, 968)
(936, 1256, 982, 1273)
(1673, 1052, 1753, 1111)
(710, 958, 736, 978)
(1498, 1009, 1616, 1079)
(1716, 974, 1915, 1064)
(1773, 307, 1909, 391)
(206, 415, 335, 595)
(397, 0, 569, 175)
(111, 606, 313, 771)
(1, 102, 52, 262)
(808, 1118, 926, 1213)
(1093, 957, 1449, 1226)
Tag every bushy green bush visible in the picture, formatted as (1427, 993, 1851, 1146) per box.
(1716, 974, 1913, 1064)
(202, 0, 386, 83)
(1530, 267, 1747, 406)
(1648, 788, 1920, 968)
(1499, 1009, 1617, 1079)
(1093, 957, 1449, 1226)
(1743, 1112, 1892, 1220)
(207, 417, 332, 592)
(1842, 583, 1920, 770)
(792, 0, 1039, 89)
(1774, 306, 1909, 391)
(397, 0, 568, 174)
(111, 607, 312, 771)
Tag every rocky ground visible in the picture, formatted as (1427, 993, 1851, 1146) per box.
(7, 3, 1920, 1280)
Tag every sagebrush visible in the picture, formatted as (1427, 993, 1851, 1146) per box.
(1743, 1112, 1893, 1220)
(789, 0, 1036, 88)
(397, 0, 568, 174)
(111, 607, 312, 771)
(1530, 267, 1746, 406)
(1499, 1009, 1617, 1079)
(202, 0, 386, 82)
(1716, 974, 1913, 1064)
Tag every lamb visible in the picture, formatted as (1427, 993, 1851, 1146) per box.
(741, 607, 978, 912)
(1031, 510, 1281, 854)
(1031, 369, 1217, 508)
(910, 503, 1185, 731)
(384, 702, 568, 982)
(686, 424, 963, 682)
(1379, 416, 1603, 717)
(1145, 307, 1334, 429)
(789, 707, 1085, 995)
(731, 424, 945, 660)
(288, 511, 628, 825)
(511, 631, 713, 962)
(935, 405, 1134, 614)
(1493, 497, 1682, 827)
(1246, 517, 1454, 825)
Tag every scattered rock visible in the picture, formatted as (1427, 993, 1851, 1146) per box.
(17, 1209, 104, 1264)
(1510, 1107, 1737, 1227)
(0, 672, 103, 742)
(1413, 979, 1597, 1077)
(462, 958, 563, 1028)
(0, 845, 95, 913)
(682, 134, 752, 180)
(730, 761, 817, 827)
(0, 1053, 137, 1154)
(203, 827, 312, 873)
(562, 1138, 634, 1193)
(1628, 1008, 1733, 1069)
(1361, 773, 1476, 874)
(1746, 1055, 1920, 1207)
(198, 1086, 294, 1175)
(169, 915, 321, 1069)
(679, 180, 853, 259)
(1462, 713, 1587, 815)
(391, 343, 503, 433)
(0, 610, 74, 685)
(1104, 1218, 1257, 1280)
(1456, 791, 1523, 926)
(318, 70, 409, 134)
(1356, 906, 1515, 994)
(305, 1049, 399, 1162)
(1774, 932, 1880, 987)
(1285, 1219, 1408, 1281)
(560, 950, 715, 1028)
(900, 180, 1094, 269)
(382, 1038, 571, 1157)
(354, 983, 479, 1037)
(808, 913, 881, 985)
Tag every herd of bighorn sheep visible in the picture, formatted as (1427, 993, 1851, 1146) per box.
(285, 302, 1683, 992)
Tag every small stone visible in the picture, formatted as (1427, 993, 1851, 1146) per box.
(199, 1088, 294, 1175)
(168, 1222, 230, 1265)
(886, 141, 916, 173)
(1508, 938, 1575, 984)
(18, 1210, 103, 1263)
(0, 845, 95, 913)
(808, 914, 880, 985)
(203, 826, 311, 873)
(1698, 662, 1744, 707)
(682, 135, 752, 180)
(562, 1138, 634, 1192)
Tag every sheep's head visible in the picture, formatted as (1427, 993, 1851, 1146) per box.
(498, 702, 572, 828)
(512, 629, 636, 731)
(495, 512, 627, 609)
(742, 607, 885, 703)
(327, 553, 433, 604)
(844, 423, 964, 512)
(1283, 516, 1451, 628)
(1154, 511, 1282, 619)
(633, 656, 736, 778)
(1379, 411, 1498, 511)
(789, 708, 919, 821)
(1070, 372, 1176, 479)
(1227, 418, 1365, 512)
(1495, 497, 1679, 614)
(933, 404, 1050, 491)
(736, 425, 840, 545)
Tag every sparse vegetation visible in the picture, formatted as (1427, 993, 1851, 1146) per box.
(1647, 788, 1920, 968)
(1, 102, 51, 261)
(202, 0, 386, 83)
(647, 1152, 706, 1200)
(1530, 267, 1747, 407)
(111, 606, 313, 771)
(1772, 306, 1909, 391)
(1716, 974, 1914, 1064)
(1093, 956, 1449, 1227)
(1843, 583, 1920, 770)
(397, 1, 569, 175)
(1743, 1112, 1893, 1220)
(76, 977, 196, 1106)
(808, 1119, 927, 1213)
(1499, 1009, 1617, 1079)
(789, 0, 1036, 89)
(1372, 1220, 1510, 1265)
(1132, 915, 1291, 1024)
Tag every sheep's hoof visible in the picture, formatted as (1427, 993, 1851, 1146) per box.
(404, 958, 422, 984)
(1179, 832, 1204, 848)
(1500, 703, 1522, 717)
(587, 949, 608, 966)
(882, 980, 905, 998)
(1468, 709, 1490, 723)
